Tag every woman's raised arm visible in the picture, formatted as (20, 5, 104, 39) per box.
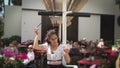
(33, 27, 44, 50)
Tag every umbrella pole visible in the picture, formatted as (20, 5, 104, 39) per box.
(59, 24, 62, 41)
(62, 0, 67, 44)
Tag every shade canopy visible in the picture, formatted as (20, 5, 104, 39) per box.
(42, 0, 88, 26)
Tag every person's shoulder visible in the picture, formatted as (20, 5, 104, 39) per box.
(41, 42, 48, 46)
(59, 44, 68, 48)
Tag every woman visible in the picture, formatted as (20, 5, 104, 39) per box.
(116, 55, 120, 68)
(33, 27, 70, 68)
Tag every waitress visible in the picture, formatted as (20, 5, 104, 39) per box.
(33, 27, 70, 68)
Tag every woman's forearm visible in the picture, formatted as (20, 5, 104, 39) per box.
(64, 53, 71, 64)
(116, 56, 120, 68)
(33, 34, 39, 48)
(33, 34, 44, 50)
(33, 27, 44, 50)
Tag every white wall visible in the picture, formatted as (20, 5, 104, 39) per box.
(80, 0, 115, 15)
(4, 0, 119, 42)
(21, 0, 119, 42)
(4, 6, 22, 37)
(22, 0, 44, 42)
(78, 15, 100, 41)
(22, 0, 45, 9)
(21, 10, 42, 42)
(115, 5, 120, 41)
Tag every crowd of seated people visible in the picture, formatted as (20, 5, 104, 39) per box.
(0, 38, 119, 68)
(0, 40, 35, 68)
(66, 38, 118, 68)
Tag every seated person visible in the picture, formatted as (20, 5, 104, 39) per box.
(5, 42, 19, 54)
(23, 45, 35, 68)
(97, 38, 104, 47)
(86, 42, 98, 56)
(80, 38, 88, 47)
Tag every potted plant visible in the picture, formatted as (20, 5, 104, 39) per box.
(116, 39, 120, 46)
(115, 0, 120, 8)
(0, 20, 4, 39)
(12, 0, 22, 6)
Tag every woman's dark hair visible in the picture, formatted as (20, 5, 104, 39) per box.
(46, 29, 61, 45)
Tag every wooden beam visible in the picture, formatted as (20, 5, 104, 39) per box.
(38, 11, 91, 17)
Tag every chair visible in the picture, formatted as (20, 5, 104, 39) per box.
(64, 65, 78, 68)
(26, 61, 34, 68)
(62, 55, 78, 68)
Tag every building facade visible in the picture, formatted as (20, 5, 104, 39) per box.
(4, 0, 120, 43)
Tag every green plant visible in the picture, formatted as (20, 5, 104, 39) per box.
(116, 39, 120, 45)
(0, 55, 4, 67)
(100, 59, 108, 68)
(2, 38, 10, 46)
(115, 0, 120, 8)
(0, 0, 3, 10)
(12, 0, 22, 6)
(9, 35, 21, 43)
(1, 35, 21, 46)
(0, 20, 4, 39)
(104, 40, 113, 47)
(12, 59, 23, 68)
(0, 0, 2, 5)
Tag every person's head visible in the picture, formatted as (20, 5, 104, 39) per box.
(27, 45, 33, 52)
(11, 40, 18, 47)
(66, 40, 69, 44)
(47, 29, 60, 46)
(70, 40, 73, 45)
(73, 42, 78, 48)
(100, 38, 104, 42)
(9, 43, 15, 47)
(90, 42, 96, 47)
(81, 38, 87, 43)
(10, 47, 15, 53)
(95, 39, 98, 42)
(82, 38, 86, 41)
(8, 40, 17, 48)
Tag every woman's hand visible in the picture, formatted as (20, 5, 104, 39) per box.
(63, 47, 69, 54)
(63, 46, 71, 63)
(34, 27, 39, 35)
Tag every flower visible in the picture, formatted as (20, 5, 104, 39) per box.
(9, 57, 15, 61)
(0, 55, 4, 67)
(0, 49, 28, 68)
(12, 59, 23, 68)
(14, 53, 19, 59)
(19, 53, 27, 59)
(11, 53, 27, 68)
(3, 49, 12, 57)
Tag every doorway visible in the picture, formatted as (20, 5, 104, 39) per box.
(100, 15, 115, 45)
(41, 16, 78, 42)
